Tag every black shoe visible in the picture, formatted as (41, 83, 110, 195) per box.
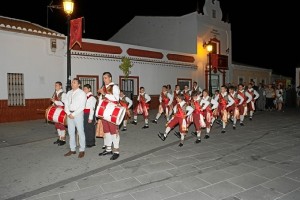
(142, 125, 149, 129)
(99, 150, 113, 156)
(240, 122, 244, 126)
(233, 125, 236, 130)
(158, 132, 166, 141)
(221, 129, 226, 133)
(249, 117, 252, 121)
(131, 121, 137, 125)
(178, 143, 183, 147)
(53, 139, 60, 144)
(86, 144, 95, 148)
(204, 135, 210, 139)
(191, 131, 197, 137)
(58, 140, 66, 146)
(174, 131, 181, 139)
(110, 153, 120, 160)
(121, 127, 127, 131)
(195, 139, 201, 143)
(152, 120, 158, 124)
(102, 145, 106, 150)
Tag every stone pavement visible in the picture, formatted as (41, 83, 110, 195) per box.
(1, 109, 300, 200)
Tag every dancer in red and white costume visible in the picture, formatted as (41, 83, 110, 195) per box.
(245, 83, 259, 120)
(132, 87, 151, 129)
(119, 90, 133, 131)
(152, 85, 173, 123)
(200, 89, 213, 139)
(158, 93, 194, 147)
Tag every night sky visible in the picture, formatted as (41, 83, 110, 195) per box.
(1, 0, 299, 80)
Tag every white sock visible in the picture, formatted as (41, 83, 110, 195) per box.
(123, 120, 127, 127)
(164, 127, 171, 137)
(155, 113, 161, 120)
(104, 133, 112, 151)
(111, 134, 120, 151)
(197, 131, 201, 138)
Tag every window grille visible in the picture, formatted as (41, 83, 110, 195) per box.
(77, 76, 99, 95)
(7, 73, 25, 106)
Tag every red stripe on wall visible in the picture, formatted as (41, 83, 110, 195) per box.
(166, 54, 195, 63)
(127, 48, 164, 59)
(72, 42, 122, 54)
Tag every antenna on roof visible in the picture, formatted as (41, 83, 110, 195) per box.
(47, 0, 63, 27)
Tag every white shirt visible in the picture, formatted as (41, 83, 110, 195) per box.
(246, 88, 260, 103)
(64, 88, 86, 117)
(159, 92, 173, 106)
(237, 90, 246, 105)
(85, 92, 97, 120)
(200, 96, 210, 110)
(173, 100, 194, 116)
(121, 96, 133, 109)
(211, 94, 219, 110)
(227, 92, 236, 107)
(137, 93, 151, 103)
(104, 82, 120, 102)
(53, 89, 66, 106)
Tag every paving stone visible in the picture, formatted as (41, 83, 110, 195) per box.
(141, 162, 176, 173)
(196, 170, 236, 184)
(252, 166, 289, 179)
(234, 185, 282, 200)
(152, 148, 177, 156)
(168, 157, 200, 167)
(227, 172, 269, 189)
(60, 185, 103, 200)
(144, 154, 177, 164)
(77, 174, 116, 189)
(263, 154, 293, 163)
(200, 181, 244, 199)
(135, 171, 173, 185)
(275, 189, 300, 200)
(100, 178, 141, 194)
(166, 176, 209, 193)
(110, 168, 149, 180)
(163, 190, 214, 200)
(262, 177, 300, 194)
(121, 159, 152, 169)
(223, 163, 257, 176)
(273, 160, 300, 172)
(130, 185, 177, 200)
(166, 164, 199, 176)
(285, 169, 300, 182)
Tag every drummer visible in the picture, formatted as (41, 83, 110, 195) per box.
(97, 72, 121, 160)
(51, 81, 67, 146)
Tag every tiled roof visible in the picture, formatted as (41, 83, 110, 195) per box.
(0, 16, 65, 38)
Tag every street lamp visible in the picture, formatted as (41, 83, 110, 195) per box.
(63, 0, 74, 92)
(203, 42, 213, 96)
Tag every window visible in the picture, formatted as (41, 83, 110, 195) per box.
(77, 75, 99, 95)
(7, 73, 25, 106)
(177, 78, 192, 90)
(212, 9, 216, 18)
(238, 76, 244, 85)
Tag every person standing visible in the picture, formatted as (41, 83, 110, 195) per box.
(152, 85, 173, 123)
(97, 72, 121, 160)
(51, 81, 67, 146)
(83, 84, 97, 148)
(64, 78, 87, 158)
(119, 90, 133, 131)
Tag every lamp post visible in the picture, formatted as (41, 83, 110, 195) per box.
(204, 42, 213, 96)
(63, 0, 74, 92)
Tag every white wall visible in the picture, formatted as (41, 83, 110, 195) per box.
(72, 39, 201, 95)
(109, 13, 198, 54)
(0, 30, 65, 99)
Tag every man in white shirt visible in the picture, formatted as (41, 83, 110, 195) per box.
(83, 84, 97, 148)
(64, 78, 87, 158)
(132, 87, 151, 128)
(246, 83, 260, 120)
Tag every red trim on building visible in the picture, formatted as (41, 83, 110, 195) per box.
(72, 42, 122, 54)
(166, 54, 195, 63)
(127, 48, 163, 59)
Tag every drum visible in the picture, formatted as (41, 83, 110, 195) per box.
(96, 100, 126, 125)
(45, 106, 67, 125)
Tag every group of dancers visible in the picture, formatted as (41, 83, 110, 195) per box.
(50, 75, 259, 160)
(123, 81, 259, 147)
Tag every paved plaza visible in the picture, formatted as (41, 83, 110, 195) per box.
(1, 108, 300, 200)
